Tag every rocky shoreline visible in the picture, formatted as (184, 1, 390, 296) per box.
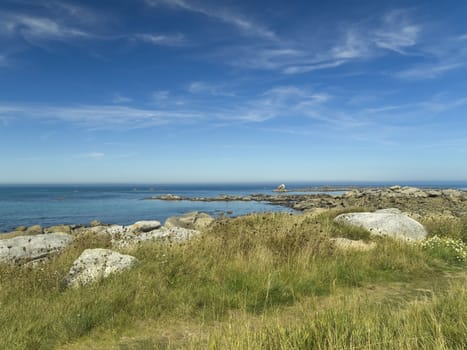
(1, 186, 466, 288)
(147, 185, 467, 218)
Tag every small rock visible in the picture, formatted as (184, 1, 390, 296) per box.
(26, 225, 43, 235)
(45, 225, 72, 234)
(129, 220, 161, 233)
(165, 212, 214, 230)
(15, 226, 27, 232)
(90, 220, 102, 227)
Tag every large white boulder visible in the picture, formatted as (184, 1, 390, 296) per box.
(67, 248, 137, 287)
(0, 233, 74, 263)
(334, 210, 427, 241)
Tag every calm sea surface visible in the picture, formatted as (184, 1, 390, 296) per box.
(0, 182, 466, 233)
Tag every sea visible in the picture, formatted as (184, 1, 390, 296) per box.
(1, 182, 466, 233)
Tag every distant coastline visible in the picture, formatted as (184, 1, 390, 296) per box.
(1, 183, 466, 234)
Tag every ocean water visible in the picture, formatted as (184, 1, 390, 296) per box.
(0, 184, 294, 233)
(0, 182, 466, 233)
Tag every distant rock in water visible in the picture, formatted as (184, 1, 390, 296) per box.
(0, 233, 74, 264)
(67, 248, 138, 287)
(334, 209, 427, 241)
(274, 184, 287, 192)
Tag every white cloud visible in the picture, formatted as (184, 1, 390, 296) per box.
(0, 86, 335, 128)
(134, 33, 186, 46)
(112, 93, 133, 104)
(187, 81, 234, 96)
(283, 60, 346, 74)
(332, 31, 371, 59)
(152, 90, 170, 104)
(0, 103, 203, 129)
(373, 10, 420, 54)
(227, 47, 304, 70)
(395, 62, 464, 80)
(77, 152, 105, 159)
(0, 13, 90, 40)
(418, 96, 467, 113)
(146, 0, 276, 40)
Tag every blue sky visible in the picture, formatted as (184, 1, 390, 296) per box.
(0, 0, 466, 183)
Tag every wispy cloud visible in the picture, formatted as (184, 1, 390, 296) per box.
(0, 86, 336, 129)
(76, 152, 105, 159)
(133, 33, 187, 46)
(0, 103, 203, 129)
(373, 10, 420, 54)
(395, 62, 464, 80)
(112, 93, 133, 104)
(0, 54, 7, 67)
(216, 9, 423, 75)
(417, 95, 467, 113)
(283, 60, 347, 74)
(331, 30, 371, 59)
(0, 12, 91, 41)
(146, 0, 276, 40)
(187, 81, 235, 96)
(151, 90, 170, 104)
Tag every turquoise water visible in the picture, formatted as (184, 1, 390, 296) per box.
(1, 182, 465, 233)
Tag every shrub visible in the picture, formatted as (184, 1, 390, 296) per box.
(420, 235, 467, 265)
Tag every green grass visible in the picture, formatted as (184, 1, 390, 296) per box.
(0, 211, 465, 349)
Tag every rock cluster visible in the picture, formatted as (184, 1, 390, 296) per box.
(147, 186, 466, 218)
(293, 186, 467, 217)
(0, 212, 216, 287)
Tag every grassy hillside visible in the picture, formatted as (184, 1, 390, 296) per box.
(0, 210, 466, 349)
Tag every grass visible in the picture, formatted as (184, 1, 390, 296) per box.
(0, 210, 465, 349)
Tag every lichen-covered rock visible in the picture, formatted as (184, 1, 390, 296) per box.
(66, 248, 137, 287)
(334, 210, 427, 241)
(112, 226, 199, 248)
(164, 211, 214, 230)
(0, 233, 74, 263)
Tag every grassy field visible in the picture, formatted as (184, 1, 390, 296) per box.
(0, 210, 466, 349)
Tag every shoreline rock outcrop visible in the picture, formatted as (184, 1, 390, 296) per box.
(145, 186, 467, 218)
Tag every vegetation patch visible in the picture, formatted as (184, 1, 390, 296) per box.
(0, 210, 466, 349)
